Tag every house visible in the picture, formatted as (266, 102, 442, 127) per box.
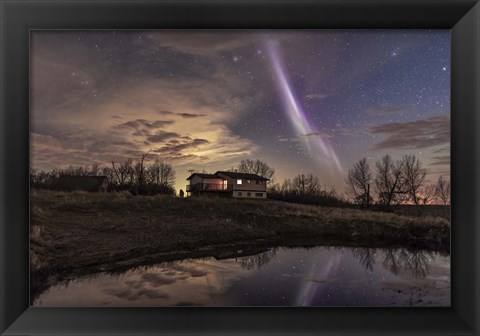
(186, 171, 269, 198)
(54, 175, 108, 192)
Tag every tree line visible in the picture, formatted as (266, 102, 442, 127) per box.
(30, 153, 450, 206)
(30, 152, 176, 195)
(345, 154, 450, 207)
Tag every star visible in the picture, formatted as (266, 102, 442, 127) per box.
(391, 47, 400, 57)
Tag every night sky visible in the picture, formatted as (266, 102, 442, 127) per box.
(31, 30, 450, 194)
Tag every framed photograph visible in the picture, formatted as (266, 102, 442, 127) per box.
(1, 0, 479, 335)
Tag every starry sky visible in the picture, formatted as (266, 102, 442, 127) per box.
(30, 30, 450, 194)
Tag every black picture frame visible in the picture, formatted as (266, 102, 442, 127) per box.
(1, 0, 479, 335)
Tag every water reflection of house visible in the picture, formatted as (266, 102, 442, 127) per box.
(186, 171, 269, 198)
(54, 176, 108, 192)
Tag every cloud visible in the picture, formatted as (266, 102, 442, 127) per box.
(300, 131, 333, 138)
(366, 103, 407, 116)
(277, 137, 299, 142)
(154, 138, 210, 154)
(146, 131, 181, 143)
(30, 74, 258, 176)
(430, 155, 450, 166)
(432, 146, 450, 154)
(144, 31, 258, 55)
(158, 111, 206, 119)
(305, 93, 331, 100)
(115, 119, 175, 130)
(369, 116, 450, 150)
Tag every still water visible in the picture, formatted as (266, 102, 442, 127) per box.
(33, 246, 450, 307)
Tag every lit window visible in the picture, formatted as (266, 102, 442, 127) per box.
(237, 179, 242, 184)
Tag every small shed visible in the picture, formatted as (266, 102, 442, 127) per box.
(54, 176, 108, 192)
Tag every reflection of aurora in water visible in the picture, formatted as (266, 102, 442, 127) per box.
(266, 40, 343, 172)
(33, 247, 450, 307)
(294, 247, 444, 306)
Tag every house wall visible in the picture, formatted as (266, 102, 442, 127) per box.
(232, 190, 267, 199)
(215, 173, 267, 199)
(216, 174, 267, 192)
(188, 175, 204, 186)
(187, 176, 227, 196)
(188, 176, 225, 186)
(202, 178, 224, 185)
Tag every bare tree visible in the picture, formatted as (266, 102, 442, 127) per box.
(102, 167, 115, 186)
(291, 173, 321, 196)
(420, 184, 438, 205)
(148, 158, 176, 187)
(345, 158, 372, 206)
(237, 159, 275, 185)
(89, 163, 100, 176)
(281, 178, 293, 195)
(435, 175, 451, 205)
(402, 155, 426, 205)
(112, 158, 134, 185)
(134, 151, 150, 188)
(374, 155, 405, 206)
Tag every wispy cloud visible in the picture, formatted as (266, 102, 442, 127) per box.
(304, 93, 331, 100)
(300, 131, 333, 138)
(369, 116, 450, 150)
(115, 119, 175, 131)
(430, 155, 450, 166)
(366, 103, 407, 116)
(158, 111, 206, 119)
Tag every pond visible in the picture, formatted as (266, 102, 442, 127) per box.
(33, 246, 450, 307)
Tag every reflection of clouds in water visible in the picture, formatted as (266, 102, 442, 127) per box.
(101, 262, 228, 304)
(34, 247, 450, 307)
(35, 258, 253, 306)
(140, 273, 177, 286)
(170, 263, 208, 277)
(105, 287, 170, 301)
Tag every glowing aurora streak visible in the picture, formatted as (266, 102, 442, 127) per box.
(266, 40, 343, 171)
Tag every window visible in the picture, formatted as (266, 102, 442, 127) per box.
(247, 180, 251, 184)
(247, 192, 251, 197)
(256, 180, 263, 185)
(238, 192, 243, 196)
(237, 179, 242, 185)
(255, 193, 263, 197)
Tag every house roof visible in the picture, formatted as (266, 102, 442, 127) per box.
(215, 171, 270, 181)
(55, 175, 108, 191)
(186, 173, 219, 180)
